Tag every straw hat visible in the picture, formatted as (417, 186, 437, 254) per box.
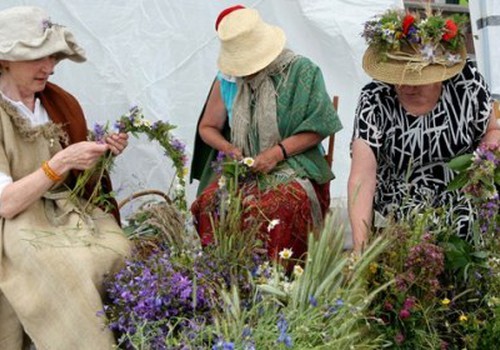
(0, 6, 86, 63)
(217, 8, 286, 77)
(361, 9, 467, 86)
(363, 44, 466, 86)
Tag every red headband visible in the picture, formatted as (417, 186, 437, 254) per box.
(215, 5, 245, 31)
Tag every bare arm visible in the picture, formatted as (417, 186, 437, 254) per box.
(348, 139, 377, 252)
(252, 132, 323, 173)
(198, 80, 242, 159)
(480, 109, 500, 145)
(0, 141, 111, 219)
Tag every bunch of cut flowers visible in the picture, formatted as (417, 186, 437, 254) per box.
(103, 142, 392, 348)
(364, 143, 500, 348)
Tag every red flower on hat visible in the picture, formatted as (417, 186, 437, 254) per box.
(442, 19, 458, 41)
(401, 14, 415, 36)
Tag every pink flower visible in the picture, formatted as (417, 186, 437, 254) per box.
(403, 297, 416, 310)
(394, 332, 405, 345)
(399, 308, 411, 320)
(384, 301, 394, 311)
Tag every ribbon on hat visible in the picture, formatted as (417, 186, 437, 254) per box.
(215, 5, 245, 31)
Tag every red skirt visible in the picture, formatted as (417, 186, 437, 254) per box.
(191, 178, 330, 260)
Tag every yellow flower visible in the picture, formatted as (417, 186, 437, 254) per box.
(459, 314, 468, 322)
(182, 167, 189, 177)
(293, 265, 304, 277)
(441, 298, 451, 306)
(369, 262, 378, 274)
(279, 248, 293, 260)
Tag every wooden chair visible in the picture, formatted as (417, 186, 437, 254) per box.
(325, 95, 339, 169)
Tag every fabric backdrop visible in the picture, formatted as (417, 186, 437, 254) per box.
(469, 0, 500, 100)
(0, 0, 403, 219)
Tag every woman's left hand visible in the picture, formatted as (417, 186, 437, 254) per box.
(252, 146, 282, 174)
(105, 133, 129, 155)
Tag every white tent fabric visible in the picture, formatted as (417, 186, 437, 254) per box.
(469, 0, 500, 100)
(1, 0, 403, 218)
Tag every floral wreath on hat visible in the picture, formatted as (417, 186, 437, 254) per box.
(362, 9, 468, 68)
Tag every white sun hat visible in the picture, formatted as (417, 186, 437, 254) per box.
(0, 6, 86, 63)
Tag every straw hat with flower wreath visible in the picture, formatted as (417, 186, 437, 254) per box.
(0, 6, 86, 64)
(361, 8, 468, 86)
(216, 7, 286, 77)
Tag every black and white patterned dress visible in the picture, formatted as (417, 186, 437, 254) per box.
(352, 61, 492, 237)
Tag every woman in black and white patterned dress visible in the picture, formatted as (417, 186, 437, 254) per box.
(348, 10, 500, 252)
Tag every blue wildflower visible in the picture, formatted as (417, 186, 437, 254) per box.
(309, 295, 318, 307)
(277, 314, 293, 348)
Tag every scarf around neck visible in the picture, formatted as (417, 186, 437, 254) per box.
(231, 49, 297, 156)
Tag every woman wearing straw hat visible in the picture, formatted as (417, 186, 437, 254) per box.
(190, 6, 342, 259)
(0, 6, 131, 348)
(348, 9, 500, 252)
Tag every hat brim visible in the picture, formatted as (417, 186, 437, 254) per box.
(0, 25, 86, 63)
(362, 44, 466, 85)
(217, 25, 286, 77)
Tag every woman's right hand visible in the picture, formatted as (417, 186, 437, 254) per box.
(223, 144, 243, 160)
(49, 141, 110, 175)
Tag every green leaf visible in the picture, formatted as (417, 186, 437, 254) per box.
(495, 170, 500, 185)
(447, 154, 473, 172)
(447, 173, 469, 191)
(471, 251, 489, 260)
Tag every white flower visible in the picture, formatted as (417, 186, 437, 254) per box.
(132, 117, 142, 127)
(281, 281, 294, 294)
(267, 219, 280, 232)
(242, 157, 255, 167)
(420, 44, 435, 62)
(278, 248, 293, 260)
(293, 265, 304, 277)
(218, 176, 227, 189)
(445, 52, 462, 65)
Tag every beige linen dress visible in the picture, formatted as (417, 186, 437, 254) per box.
(0, 97, 131, 350)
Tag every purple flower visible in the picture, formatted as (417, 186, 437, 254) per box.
(92, 122, 106, 143)
(114, 120, 126, 133)
(171, 137, 186, 153)
(42, 18, 53, 30)
(213, 340, 235, 350)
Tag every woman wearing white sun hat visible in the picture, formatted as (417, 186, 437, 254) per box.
(0, 6, 131, 349)
(191, 6, 342, 260)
